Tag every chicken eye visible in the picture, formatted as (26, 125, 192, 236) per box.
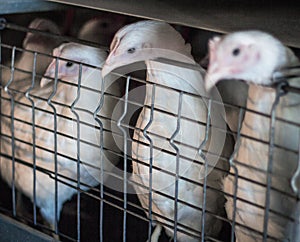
(127, 48, 136, 54)
(66, 61, 73, 67)
(232, 48, 240, 56)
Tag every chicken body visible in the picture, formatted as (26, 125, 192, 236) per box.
(1, 18, 62, 87)
(1, 42, 121, 232)
(205, 30, 300, 241)
(102, 20, 233, 241)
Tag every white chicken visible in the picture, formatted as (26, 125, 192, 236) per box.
(1, 18, 61, 87)
(1, 42, 121, 235)
(205, 30, 300, 241)
(102, 20, 233, 242)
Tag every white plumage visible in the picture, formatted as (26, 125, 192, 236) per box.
(1, 42, 121, 233)
(205, 30, 300, 241)
(1, 18, 61, 87)
(102, 20, 233, 241)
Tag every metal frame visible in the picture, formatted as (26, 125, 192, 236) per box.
(0, 11, 300, 242)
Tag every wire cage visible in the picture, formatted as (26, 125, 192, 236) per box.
(0, 2, 300, 242)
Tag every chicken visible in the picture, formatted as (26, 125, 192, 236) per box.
(102, 20, 233, 242)
(1, 42, 121, 235)
(200, 54, 249, 137)
(77, 15, 127, 46)
(1, 18, 61, 87)
(205, 30, 300, 241)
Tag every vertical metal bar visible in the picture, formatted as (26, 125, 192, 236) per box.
(0, 19, 3, 188)
(4, 46, 17, 217)
(229, 107, 245, 242)
(0, 20, 2, 79)
(142, 84, 156, 241)
(117, 76, 130, 242)
(263, 82, 288, 241)
(169, 91, 183, 242)
(70, 63, 83, 242)
(25, 51, 37, 225)
(198, 99, 212, 242)
(291, 129, 300, 195)
(93, 72, 105, 242)
(0, 18, 7, 31)
(47, 57, 59, 235)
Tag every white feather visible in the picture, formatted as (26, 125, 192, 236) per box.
(103, 20, 234, 242)
(205, 30, 300, 241)
(1, 18, 61, 87)
(1, 42, 121, 230)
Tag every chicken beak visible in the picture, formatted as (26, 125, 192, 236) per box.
(205, 73, 221, 92)
(40, 67, 52, 87)
(102, 45, 120, 79)
(40, 59, 57, 88)
(40, 67, 53, 87)
(40, 76, 51, 88)
(204, 63, 228, 92)
(101, 63, 114, 79)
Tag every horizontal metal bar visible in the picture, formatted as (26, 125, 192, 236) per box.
(0, 31, 107, 55)
(46, 0, 300, 48)
(2, 41, 300, 112)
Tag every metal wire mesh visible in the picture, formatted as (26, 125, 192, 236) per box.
(0, 17, 299, 242)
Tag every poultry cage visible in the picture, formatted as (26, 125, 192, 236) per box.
(0, 0, 299, 241)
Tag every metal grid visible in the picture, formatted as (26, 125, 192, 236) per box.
(0, 16, 299, 242)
